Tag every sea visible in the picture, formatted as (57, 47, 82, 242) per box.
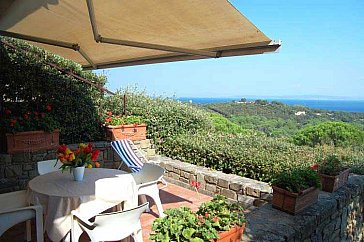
(177, 97, 364, 113)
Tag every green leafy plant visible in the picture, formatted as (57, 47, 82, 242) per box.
(150, 195, 245, 242)
(316, 154, 349, 176)
(271, 167, 321, 193)
(103, 111, 145, 126)
(1, 104, 59, 133)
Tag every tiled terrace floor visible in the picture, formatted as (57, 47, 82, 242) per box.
(1, 183, 211, 242)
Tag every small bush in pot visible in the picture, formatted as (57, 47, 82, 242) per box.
(316, 154, 351, 192)
(271, 167, 321, 214)
(150, 195, 245, 242)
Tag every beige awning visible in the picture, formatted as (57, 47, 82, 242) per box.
(0, 0, 280, 70)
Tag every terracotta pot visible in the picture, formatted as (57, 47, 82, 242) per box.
(272, 186, 319, 215)
(105, 124, 147, 141)
(4, 129, 60, 154)
(319, 168, 350, 193)
(211, 224, 245, 242)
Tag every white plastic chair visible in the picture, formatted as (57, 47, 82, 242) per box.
(37, 159, 62, 175)
(71, 202, 148, 242)
(0, 190, 44, 242)
(132, 163, 166, 217)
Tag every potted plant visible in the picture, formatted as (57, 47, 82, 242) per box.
(150, 195, 246, 242)
(316, 154, 350, 193)
(0, 104, 60, 154)
(56, 143, 101, 181)
(271, 167, 321, 215)
(103, 111, 147, 141)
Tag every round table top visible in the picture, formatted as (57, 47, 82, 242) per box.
(28, 168, 126, 197)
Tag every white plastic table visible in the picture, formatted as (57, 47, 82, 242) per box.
(28, 168, 137, 242)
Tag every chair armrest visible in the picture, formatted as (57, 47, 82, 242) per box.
(0, 205, 42, 215)
(71, 210, 95, 230)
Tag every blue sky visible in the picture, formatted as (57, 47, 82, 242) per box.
(96, 0, 364, 99)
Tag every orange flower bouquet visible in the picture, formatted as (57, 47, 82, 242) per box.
(57, 143, 101, 172)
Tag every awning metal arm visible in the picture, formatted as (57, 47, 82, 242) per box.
(0, 30, 79, 50)
(85, 0, 217, 58)
(99, 36, 217, 57)
(0, 30, 97, 68)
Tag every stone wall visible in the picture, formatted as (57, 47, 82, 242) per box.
(0, 139, 156, 193)
(243, 175, 364, 242)
(151, 156, 272, 208)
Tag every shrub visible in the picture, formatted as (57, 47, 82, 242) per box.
(100, 91, 214, 143)
(271, 167, 321, 193)
(316, 154, 349, 176)
(208, 113, 261, 135)
(0, 37, 106, 143)
(292, 121, 364, 147)
(161, 131, 317, 182)
(150, 195, 245, 242)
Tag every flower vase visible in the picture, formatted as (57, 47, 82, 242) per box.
(72, 166, 85, 181)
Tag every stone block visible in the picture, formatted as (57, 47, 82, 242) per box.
(12, 153, 29, 164)
(171, 172, 180, 180)
(138, 139, 151, 149)
(237, 194, 255, 207)
(5, 165, 22, 177)
(260, 192, 272, 202)
(246, 186, 260, 198)
(217, 178, 229, 188)
(0, 155, 11, 165)
(146, 148, 156, 157)
(23, 164, 33, 171)
(179, 177, 189, 184)
(173, 167, 181, 175)
(205, 183, 217, 193)
(221, 188, 236, 200)
(229, 182, 243, 192)
(204, 174, 218, 184)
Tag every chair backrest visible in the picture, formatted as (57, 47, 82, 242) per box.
(91, 202, 148, 241)
(0, 190, 44, 242)
(111, 139, 145, 172)
(37, 159, 62, 175)
(132, 163, 165, 185)
(0, 190, 28, 212)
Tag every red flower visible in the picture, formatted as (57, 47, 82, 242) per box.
(310, 164, 319, 171)
(57, 144, 67, 153)
(106, 111, 113, 116)
(205, 212, 209, 218)
(83, 143, 93, 154)
(105, 117, 112, 123)
(91, 150, 101, 161)
(23, 113, 29, 119)
(10, 119, 17, 126)
(5, 109, 11, 115)
(190, 180, 201, 190)
(46, 104, 52, 112)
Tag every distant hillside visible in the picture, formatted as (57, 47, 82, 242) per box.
(204, 100, 364, 137)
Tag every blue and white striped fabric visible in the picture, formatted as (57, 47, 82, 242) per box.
(111, 139, 144, 172)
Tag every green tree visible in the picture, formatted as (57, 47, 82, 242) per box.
(292, 122, 364, 147)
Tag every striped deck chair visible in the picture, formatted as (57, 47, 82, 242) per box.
(111, 139, 167, 217)
(111, 139, 146, 172)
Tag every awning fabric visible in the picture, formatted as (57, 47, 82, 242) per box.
(0, 0, 280, 70)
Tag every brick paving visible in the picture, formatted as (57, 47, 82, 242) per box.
(0, 183, 211, 242)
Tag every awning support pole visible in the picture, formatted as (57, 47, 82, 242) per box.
(0, 30, 97, 68)
(85, 0, 218, 58)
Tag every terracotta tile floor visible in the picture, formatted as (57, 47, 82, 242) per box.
(0, 183, 211, 242)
